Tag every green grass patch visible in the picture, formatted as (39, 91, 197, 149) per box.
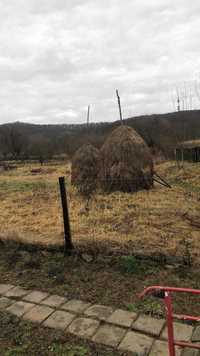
(0, 180, 56, 193)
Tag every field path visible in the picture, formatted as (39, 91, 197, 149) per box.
(0, 283, 199, 355)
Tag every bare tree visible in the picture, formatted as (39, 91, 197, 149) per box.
(0, 126, 27, 160)
(171, 82, 195, 112)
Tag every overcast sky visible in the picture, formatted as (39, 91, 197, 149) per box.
(0, 0, 200, 125)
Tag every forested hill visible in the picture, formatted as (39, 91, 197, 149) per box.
(0, 110, 200, 159)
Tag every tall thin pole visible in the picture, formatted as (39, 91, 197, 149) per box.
(165, 292, 176, 356)
(59, 176, 74, 254)
(116, 89, 123, 124)
(87, 105, 90, 129)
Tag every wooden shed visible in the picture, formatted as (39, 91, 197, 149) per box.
(175, 140, 200, 162)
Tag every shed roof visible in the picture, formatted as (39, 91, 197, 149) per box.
(176, 139, 200, 149)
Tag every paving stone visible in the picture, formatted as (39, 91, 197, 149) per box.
(5, 286, 29, 298)
(0, 297, 14, 309)
(0, 284, 15, 295)
(118, 330, 153, 354)
(67, 317, 100, 339)
(62, 300, 91, 313)
(132, 315, 165, 336)
(23, 305, 54, 323)
(149, 340, 182, 356)
(182, 348, 200, 356)
(6, 301, 35, 317)
(192, 326, 200, 342)
(43, 310, 75, 330)
(107, 309, 137, 328)
(84, 304, 113, 321)
(41, 295, 67, 308)
(162, 322, 193, 341)
(23, 291, 49, 304)
(92, 324, 126, 347)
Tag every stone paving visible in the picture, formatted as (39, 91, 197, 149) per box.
(0, 283, 199, 355)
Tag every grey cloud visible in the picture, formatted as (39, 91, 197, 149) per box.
(0, 0, 200, 124)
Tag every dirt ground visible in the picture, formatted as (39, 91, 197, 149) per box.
(1, 241, 200, 318)
(0, 160, 199, 262)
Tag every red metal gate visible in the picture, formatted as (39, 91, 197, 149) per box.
(139, 286, 200, 356)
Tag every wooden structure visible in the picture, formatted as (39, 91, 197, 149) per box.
(116, 89, 123, 124)
(175, 140, 200, 162)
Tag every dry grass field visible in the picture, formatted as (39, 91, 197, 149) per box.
(0, 160, 200, 261)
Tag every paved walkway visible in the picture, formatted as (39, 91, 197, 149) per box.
(0, 284, 199, 355)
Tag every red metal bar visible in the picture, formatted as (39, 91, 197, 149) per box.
(139, 286, 200, 356)
(165, 292, 176, 356)
(139, 285, 200, 299)
(175, 341, 200, 350)
(173, 313, 200, 322)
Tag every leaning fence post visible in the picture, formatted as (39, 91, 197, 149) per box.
(59, 176, 74, 254)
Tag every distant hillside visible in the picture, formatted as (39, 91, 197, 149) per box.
(0, 110, 200, 160)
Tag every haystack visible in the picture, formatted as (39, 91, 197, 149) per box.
(99, 125, 153, 192)
(71, 143, 99, 197)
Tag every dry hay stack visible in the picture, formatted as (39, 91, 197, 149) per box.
(71, 143, 99, 197)
(99, 125, 153, 192)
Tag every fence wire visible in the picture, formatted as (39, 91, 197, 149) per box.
(0, 160, 199, 262)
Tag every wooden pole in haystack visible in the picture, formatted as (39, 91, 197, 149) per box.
(116, 89, 123, 124)
(59, 176, 74, 254)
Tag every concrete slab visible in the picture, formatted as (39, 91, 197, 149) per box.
(23, 291, 49, 304)
(84, 304, 113, 321)
(182, 348, 200, 356)
(192, 326, 200, 342)
(149, 340, 182, 356)
(62, 300, 91, 313)
(118, 330, 153, 354)
(6, 301, 35, 317)
(41, 295, 67, 308)
(5, 286, 29, 298)
(43, 310, 75, 330)
(23, 305, 54, 323)
(0, 284, 15, 295)
(92, 324, 126, 347)
(107, 309, 137, 327)
(161, 322, 193, 341)
(133, 314, 165, 336)
(67, 317, 100, 339)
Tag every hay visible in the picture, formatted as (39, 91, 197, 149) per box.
(71, 143, 100, 197)
(99, 125, 153, 192)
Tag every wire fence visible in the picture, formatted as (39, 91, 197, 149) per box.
(0, 160, 199, 262)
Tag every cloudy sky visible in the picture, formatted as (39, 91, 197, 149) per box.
(0, 0, 200, 124)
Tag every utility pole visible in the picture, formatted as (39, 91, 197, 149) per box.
(116, 89, 123, 124)
(87, 105, 90, 128)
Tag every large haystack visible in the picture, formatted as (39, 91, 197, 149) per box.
(99, 125, 153, 192)
(71, 143, 99, 197)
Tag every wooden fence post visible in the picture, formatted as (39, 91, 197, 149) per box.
(59, 177, 74, 254)
(116, 89, 123, 124)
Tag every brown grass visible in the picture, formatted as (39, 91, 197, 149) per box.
(0, 160, 200, 261)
